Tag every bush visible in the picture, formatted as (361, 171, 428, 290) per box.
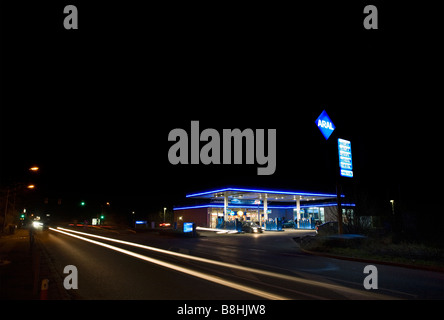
(299, 232, 444, 267)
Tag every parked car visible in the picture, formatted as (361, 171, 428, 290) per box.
(242, 221, 263, 233)
(282, 220, 295, 228)
(316, 221, 348, 235)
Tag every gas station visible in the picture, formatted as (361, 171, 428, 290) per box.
(173, 187, 355, 231)
(173, 111, 355, 232)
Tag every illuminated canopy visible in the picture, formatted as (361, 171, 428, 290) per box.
(185, 187, 340, 203)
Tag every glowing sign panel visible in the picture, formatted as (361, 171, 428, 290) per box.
(338, 139, 353, 178)
(315, 110, 336, 140)
(183, 222, 193, 233)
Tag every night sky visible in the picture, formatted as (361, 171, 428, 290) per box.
(1, 2, 443, 221)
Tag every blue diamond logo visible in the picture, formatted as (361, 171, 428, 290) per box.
(315, 110, 335, 140)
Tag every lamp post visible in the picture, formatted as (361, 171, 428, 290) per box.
(163, 207, 167, 223)
(390, 200, 395, 215)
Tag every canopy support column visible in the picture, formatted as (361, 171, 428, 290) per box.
(294, 195, 301, 228)
(262, 194, 267, 226)
(224, 192, 228, 221)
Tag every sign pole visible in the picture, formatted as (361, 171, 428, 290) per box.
(336, 138, 343, 235)
(315, 110, 352, 235)
(337, 138, 353, 234)
(336, 181, 343, 235)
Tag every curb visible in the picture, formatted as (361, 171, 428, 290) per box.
(299, 247, 444, 273)
(35, 236, 75, 300)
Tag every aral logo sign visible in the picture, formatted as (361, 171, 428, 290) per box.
(315, 110, 335, 140)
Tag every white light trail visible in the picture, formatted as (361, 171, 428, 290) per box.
(51, 227, 392, 300)
(49, 227, 288, 300)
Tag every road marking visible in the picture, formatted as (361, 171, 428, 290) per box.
(248, 248, 266, 252)
(49, 227, 288, 300)
(299, 262, 340, 272)
(52, 227, 395, 300)
(220, 256, 260, 281)
(196, 227, 238, 233)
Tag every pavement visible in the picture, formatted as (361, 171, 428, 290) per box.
(0, 228, 35, 299)
(0, 227, 70, 300)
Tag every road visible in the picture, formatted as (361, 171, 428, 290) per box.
(35, 226, 444, 300)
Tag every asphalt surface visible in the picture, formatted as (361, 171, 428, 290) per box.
(10, 226, 444, 300)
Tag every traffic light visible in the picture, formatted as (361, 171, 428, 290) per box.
(80, 201, 85, 206)
(100, 215, 105, 219)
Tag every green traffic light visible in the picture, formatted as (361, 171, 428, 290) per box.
(100, 215, 105, 219)
(80, 201, 85, 206)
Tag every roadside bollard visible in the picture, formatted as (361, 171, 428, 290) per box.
(40, 279, 49, 300)
(192, 223, 197, 237)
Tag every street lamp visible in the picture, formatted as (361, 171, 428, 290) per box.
(390, 200, 395, 215)
(29, 166, 39, 172)
(163, 207, 167, 223)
